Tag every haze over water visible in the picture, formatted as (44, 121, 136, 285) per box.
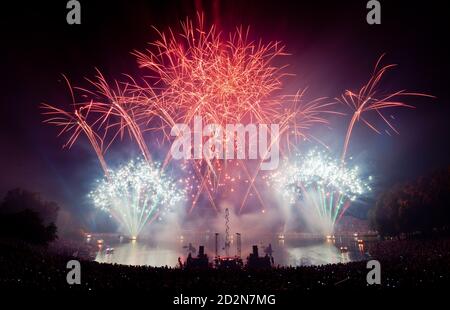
(94, 234, 370, 267)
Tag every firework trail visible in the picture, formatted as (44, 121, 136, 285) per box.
(43, 15, 435, 224)
(41, 102, 110, 176)
(78, 70, 154, 163)
(89, 159, 184, 238)
(130, 14, 336, 212)
(337, 54, 435, 162)
(133, 14, 291, 211)
(307, 54, 435, 233)
(41, 73, 157, 174)
(271, 149, 371, 233)
(279, 89, 342, 152)
(236, 90, 340, 214)
(133, 14, 288, 128)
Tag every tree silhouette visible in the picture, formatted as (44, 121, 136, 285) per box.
(0, 188, 59, 245)
(371, 167, 450, 237)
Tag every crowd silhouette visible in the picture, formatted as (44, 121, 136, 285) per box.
(1, 237, 449, 291)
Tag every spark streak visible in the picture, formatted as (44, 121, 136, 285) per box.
(271, 150, 370, 233)
(337, 54, 435, 162)
(89, 159, 184, 237)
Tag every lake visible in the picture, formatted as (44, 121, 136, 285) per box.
(92, 233, 372, 266)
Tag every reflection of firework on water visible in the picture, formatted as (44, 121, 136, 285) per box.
(271, 150, 371, 233)
(89, 159, 185, 238)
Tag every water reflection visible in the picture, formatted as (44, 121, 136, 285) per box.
(96, 241, 180, 266)
(94, 235, 370, 267)
(283, 244, 350, 266)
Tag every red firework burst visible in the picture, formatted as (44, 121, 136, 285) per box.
(42, 15, 340, 214)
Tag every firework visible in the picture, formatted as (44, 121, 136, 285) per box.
(42, 14, 334, 214)
(271, 149, 371, 232)
(133, 14, 289, 128)
(42, 15, 431, 224)
(337, 54, 435, 162)
(89, 159, 185, 238)
(41, 100, 110, 175)
(79, 70, 155, 163)
(133, 14, 292, 212)
(132, 15, 338, 212)
(41, 74, 155, 175)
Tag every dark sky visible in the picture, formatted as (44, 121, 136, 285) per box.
(1, 0, 449, 226)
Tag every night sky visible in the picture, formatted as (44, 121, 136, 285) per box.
(1, 0, 449, 228)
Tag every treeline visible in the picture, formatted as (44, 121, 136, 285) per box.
(0, 188, 59, 245)
(370, 167, 450, 237)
